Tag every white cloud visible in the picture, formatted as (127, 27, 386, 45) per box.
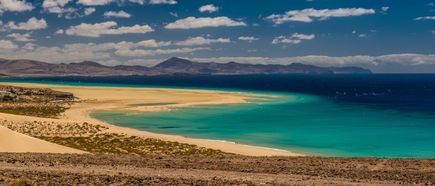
(77, 0, 113, 6)
(62, 21, 154, 37)
(84, 7, 96, 16)
(9, 39, 174, 62)
(149, 0, 176, 5)
(55, 29, 64, 34)
(0, 42, 119, 63)
(42, 0, 71, 14)
(134, 39, 171, 48)
(61, 9, 81, 19)
(22, 43, 36, 50)
(375, 54, 435, 65)
(28, 39, 203, 58)
(199, 4, 219, 13)
(6, 17, 48, 30)
(39, 40, 168, 54)
(27, 40, 201, 59)
(0, 0, 33, 13)
(272, 33, 315, 44)
(292, 33, 315, 40)
(175, 36, 230, 46)
(104, 10, 131, 18)
(61, 37, 227, 49)
(7, 33, 34, 42)
(5, 46, 112, 63)
(115, 47, 207, 57)
(381, 6, 389, 13)
(238, 36, 259, 42)
(352, 30, 369, 38)
(266, 8, 375, 24)
(0, 40, 17, 49)
(128, 0, 145, 4)
(415, 16, 435, 20)
(77, 0, 146, 6)
(42, 0, 82, 19)
(165, 16, 246, 29)
(169, 12, 178, 17)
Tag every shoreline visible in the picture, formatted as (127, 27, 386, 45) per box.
(0, 82, 303, 156)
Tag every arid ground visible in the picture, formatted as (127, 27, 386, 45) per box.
(0, 153, 434, 185)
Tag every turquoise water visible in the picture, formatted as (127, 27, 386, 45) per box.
(93, 93, 435, 158)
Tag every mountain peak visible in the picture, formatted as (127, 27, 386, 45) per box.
(167, 57, 185, 61)
(227, 61, 239, 65)
(74, 61, 104, 67)
(155, 57, 194, 68)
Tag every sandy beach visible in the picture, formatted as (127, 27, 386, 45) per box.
(0, 82, 301, 156)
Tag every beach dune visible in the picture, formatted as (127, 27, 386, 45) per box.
(0, 125, 85, 154)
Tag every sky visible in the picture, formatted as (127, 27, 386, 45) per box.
(0, 0, 435, 73)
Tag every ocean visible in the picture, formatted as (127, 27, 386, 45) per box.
(2, 74, 435, 157)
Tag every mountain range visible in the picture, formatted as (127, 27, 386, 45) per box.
(0, 57, 371, 77)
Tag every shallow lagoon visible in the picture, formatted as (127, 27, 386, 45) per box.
(93, 92, 435, 158)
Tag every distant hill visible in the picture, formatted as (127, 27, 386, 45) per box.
(0, 57, 371, 77)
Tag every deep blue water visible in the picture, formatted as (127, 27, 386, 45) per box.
(2, 74, 435, 157)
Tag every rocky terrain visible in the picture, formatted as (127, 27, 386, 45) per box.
(0, 85, 74, 102)
(0, 85, 74, 118)
(0, 153, 433, 185)
(0, 57, 372, 77)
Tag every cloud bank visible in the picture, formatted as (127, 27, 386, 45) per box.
(58, 21, 154, 37)
(266, 8, 375, 24)
(165, 17, 246, 29)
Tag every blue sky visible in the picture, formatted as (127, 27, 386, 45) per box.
(0, 0, 435, 73)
